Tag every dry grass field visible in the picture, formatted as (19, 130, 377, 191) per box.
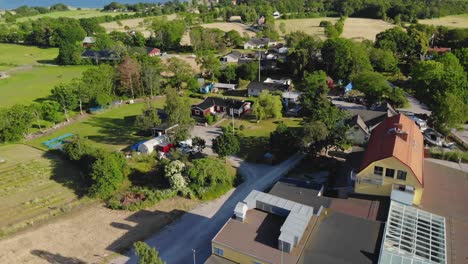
(342, 18, 395, 41)
(0, 144, 88, 238)
(201, 22, 256, 37)
(100, 14, 178, 37)
(275, 17, 338, 39)
(275, 17, 395, 41)
(419, 14, 468, 28)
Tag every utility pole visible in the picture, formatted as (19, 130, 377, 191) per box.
(192, 249, 196, 264)
(258, 48, 261, 82)
(232, 109, 235, 135)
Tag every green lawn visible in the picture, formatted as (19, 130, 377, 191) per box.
(28, 99, 166, 151)
(0, 66, 90, 107)
(221, 115, 302, 162)
(0, 144, 89, 237)
(15, 10, 134, 22)
(0, 44, 58, 69)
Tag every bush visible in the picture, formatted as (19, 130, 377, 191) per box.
(107, 187, 177, 211)
(205, 114, 215, 125)
(430, 149, 468, 163)
(319, 20, 332, 27)
(239, 124, 245, 131)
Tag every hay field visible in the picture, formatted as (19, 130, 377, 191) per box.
(201, 22, 256, 37)
(101, 14, 178, 37)
(0, 144, 87, 237)
(419, 14, 468, 28)
(276, 17, 395, 41)
(342, 18, 395, 41)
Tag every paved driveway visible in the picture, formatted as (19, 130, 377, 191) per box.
(110, 153, 304, 264)
(190, 124, 223, 156)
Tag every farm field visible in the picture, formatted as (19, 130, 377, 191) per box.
(419, 14, 468, 28)
(201, 22, 256, 37)
(0, 144, 89, 238)
(100, 14, 177, 37)
(14, 9, 133, 22)
(0, 44, 58, 70)
(0, 65, 90, 107)
(275, 17, 395, 41)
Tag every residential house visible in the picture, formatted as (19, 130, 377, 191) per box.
(146, 47, 161, 57)
(282, 91, 302, 104)
(345, 114, 370, 146)
(191, 97, 252, 118)
(212, 83, 237, 93)
(425, 47, 451, 60)
(243, 37, 276, 49)
(353, 114, 424, 205)
(81, 50, 121, 64)
(82, 36, 96, 48)
(221, 51, 242, 63)
(247, 78, 292, 97)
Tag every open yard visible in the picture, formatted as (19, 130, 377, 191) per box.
(276, 17, 395, 41)
(14, 9, 134, 22)
(0, 65, 90, 107)
(0, 144, 89, 238)
(419, 14, 468, 28)
(0, 44, 58, 70)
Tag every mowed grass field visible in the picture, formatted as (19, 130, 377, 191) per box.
(419, 14, 468, 28)
(15, 9, 133, 22)
(0, 65, 90, 107)
(0, 44, 58, 70)
(276, 17, 395, 41)
(0, 144, 88, 237)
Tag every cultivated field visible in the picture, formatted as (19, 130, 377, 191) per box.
(0, 44, 58, 70)
(100, 14, 178, 37)
(15, 9, 134, 22)
(0, 144, 88, 238)
(419, 14, 468, 28)
(275, 17, 395, 41)
(342, 18, 395, 41)
(0, 65, 90, 107)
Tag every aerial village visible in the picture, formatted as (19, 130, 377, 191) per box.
(0, 1, 467, 264)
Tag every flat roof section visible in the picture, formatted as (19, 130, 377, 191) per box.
(379, 201, 446, 264)
(299, 210, 384, 264)
(213, 209, 317, 264)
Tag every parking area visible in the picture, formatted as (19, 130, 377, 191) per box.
(190, 124, 223, 156)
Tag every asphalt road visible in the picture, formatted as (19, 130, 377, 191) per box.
(111, 153, 304, 264)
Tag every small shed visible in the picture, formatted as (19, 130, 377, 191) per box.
(200, 83, 213, 94)
(146, 47, 161, 57)
(213, 83, 237, 92)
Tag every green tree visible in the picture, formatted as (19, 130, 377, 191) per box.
(253, 91, 283, 121)
(224, 30, 243, 47)
(432, 92, 467, 134)
(299, 70, 329, 118)
(192, 136, 206, 152)
(40, 100, 64, 123)
(369, 48, 398, 73)
(236, 62, 258, 81)
(89, 152, 126, 199)
(187, 158, 230, 188)
(135, 102, 162, 133)
(352, 71, 392, 107)
(286, 32, 322, 79)
(81, 64, 115, 104)
(453, 48, 468, 72)
(222, 64, 237, 84)
(51, 83, 78, 121)
(134, 241, 165, 264)
(57, 42, 82, 65)
(164, 160, 187, 190)
(196, 51, 221, 81)
(167, 57, 194, 90)
(301, 120, 329, 154)
(164, 87, 194, 142)
(148, 18, 186, 50)
(322, 38, 354, 81)
(212, 132, 240, 158)
(0, 105, 34, 143)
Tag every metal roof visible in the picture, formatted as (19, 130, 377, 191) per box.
(379, 201, 446, 264)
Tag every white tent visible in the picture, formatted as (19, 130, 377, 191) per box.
(138, 135, 170, 154)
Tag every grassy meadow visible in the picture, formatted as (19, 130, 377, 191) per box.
(0, 65, 90, 107)
(15, 9, 133, 22)
(0, 44, 58, 70)
(419, 14, 468, 28)
(0, 144, 90, 237)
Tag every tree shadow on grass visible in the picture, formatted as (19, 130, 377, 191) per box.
(42, 150, 88, 198)
(238, 136, 269, 163)
(30, 249, 86, 264)
(83, 116, 144, 147)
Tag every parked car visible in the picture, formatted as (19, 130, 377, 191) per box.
(409, 116, 428, 132)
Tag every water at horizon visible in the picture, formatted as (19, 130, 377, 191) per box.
(0, 0, 168, 10)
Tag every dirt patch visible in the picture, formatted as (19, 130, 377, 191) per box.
(419, 14, 468, 28)
(0, 197, 200, 264)
(341, 18, 395, 41)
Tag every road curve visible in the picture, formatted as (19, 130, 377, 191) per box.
(110, 153, 304, 264)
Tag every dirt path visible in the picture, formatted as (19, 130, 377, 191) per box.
(0, 198, 199, 264)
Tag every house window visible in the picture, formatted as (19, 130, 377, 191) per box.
(385, 168, 395, 178)
(194, 110, 200, 115)
(374, 166, 383, 176)
(214, 247, 224, 256)
(397, 170, 407, 181)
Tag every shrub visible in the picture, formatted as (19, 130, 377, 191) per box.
(319, 20, 332, 27)
(239, 124, 245, 131)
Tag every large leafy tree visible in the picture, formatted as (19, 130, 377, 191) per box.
(135, 102, 162, 133)
(352, 71, 392, 107)
(89, 152, 126, 199)
(286, 32, 322, 79)
(187, 158, 231, 187)
(196, 51, 221, 81)
(118, 56, 140, 98)
(164, 87, 194, 142)
(51, 83, 78, 122)
(167, 57, 194, 90)
(81, 64, 116, 104)
(212, 133, 240, 158)
(0, 105, 34, 143)
(369, 47, 398, 73)
(148, 18, 186, 50)
(253, 91, 283, 121)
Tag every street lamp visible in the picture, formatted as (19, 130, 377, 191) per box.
(192, 249, 196, 264)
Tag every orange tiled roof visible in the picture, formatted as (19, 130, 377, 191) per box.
(359, 114, 424, 185)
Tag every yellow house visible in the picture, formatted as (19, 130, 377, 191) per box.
(354, 114, 424, 205)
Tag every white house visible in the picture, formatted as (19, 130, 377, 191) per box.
(244, 38, 277, 49)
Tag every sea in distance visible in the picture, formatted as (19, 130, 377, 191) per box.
(0, 0, 169, 10)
